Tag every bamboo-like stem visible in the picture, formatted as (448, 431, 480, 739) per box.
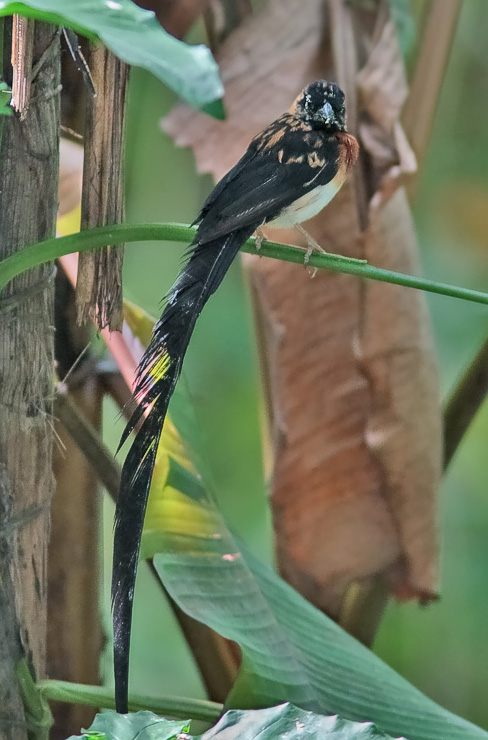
(338, 576, 390, 648)
(2, 223, 488, 307)
(55, 384, 121, 499)
(403, 0, 462, 196)
(403, 2, 488, 473)
(443, 337, 488, 468)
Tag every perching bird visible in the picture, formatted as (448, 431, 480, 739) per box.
(112, 79, 359, 712)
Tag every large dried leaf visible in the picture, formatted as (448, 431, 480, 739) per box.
(162, 0, 441, 619)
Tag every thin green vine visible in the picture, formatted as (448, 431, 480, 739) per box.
(0, 222, 488, 307)
(37, 680, 223, 722)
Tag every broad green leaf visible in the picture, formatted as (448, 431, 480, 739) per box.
(0, 0, 223, 109)
(66, 710, 188, 740)
(73, 704, 406, 740)
(132, 305, 485, 740)
(142, 427, 488, 740)
(200, 704, 406, 740)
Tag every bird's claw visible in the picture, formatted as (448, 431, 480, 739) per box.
(254, 226, 266, 251)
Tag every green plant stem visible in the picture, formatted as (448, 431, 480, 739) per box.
(37, 680, 223, 722)
(1, 222, 488, 307)
(443, 335, 488, 468)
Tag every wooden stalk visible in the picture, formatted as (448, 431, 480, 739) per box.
(403, 0, 462, 195)
(48, 279, 104, 739)
(0, 21, 60, 740)
(75, 43, 129, 331)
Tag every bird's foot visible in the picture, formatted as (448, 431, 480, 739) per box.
(295, 224, 366, 275)
(295, 224, 327, 270)
(254, 226, 266, 251)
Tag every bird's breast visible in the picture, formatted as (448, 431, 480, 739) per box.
(269, 171, 344, 228)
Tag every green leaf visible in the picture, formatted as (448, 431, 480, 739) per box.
(0, 81, 13, 116)
(0, 1, 223, 109)
(66, 710, 188, 740)
(68, 705, 407, 740)
(142, 428, 488, 740)
(200, 704, 406, 740)
(201, 97, 226, 121)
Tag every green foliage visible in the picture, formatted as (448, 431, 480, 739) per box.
(133, 382, 487, 740)
(66, 711, 188, 740)
(203, 704, 407, 740)
(0, 82, 13, 115)
(0, 0, 223, 109)
(67, 704, 411, 740)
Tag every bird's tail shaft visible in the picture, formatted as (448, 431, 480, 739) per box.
(112, 224, 256, 712)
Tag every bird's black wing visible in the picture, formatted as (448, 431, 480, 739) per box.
(193, 142, 260, 227)
(196, 115, 339, 243)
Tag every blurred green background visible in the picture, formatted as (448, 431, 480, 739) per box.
(101, 1, 488, 731)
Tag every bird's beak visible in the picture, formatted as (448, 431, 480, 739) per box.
(317, 101, 335, 124)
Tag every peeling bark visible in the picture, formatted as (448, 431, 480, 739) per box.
(0, 22, 60, 739)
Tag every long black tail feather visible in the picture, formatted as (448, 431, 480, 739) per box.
(112, 224, 257, 712)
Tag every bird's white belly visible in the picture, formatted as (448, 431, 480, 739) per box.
(269, 180, 340, 228)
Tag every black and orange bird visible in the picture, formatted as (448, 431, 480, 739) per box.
(112, 79, 359, 711)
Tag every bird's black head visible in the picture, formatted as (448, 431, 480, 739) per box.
(293, 80, 346, 132)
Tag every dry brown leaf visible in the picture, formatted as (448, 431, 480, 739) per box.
(162, 0, 441, 621)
